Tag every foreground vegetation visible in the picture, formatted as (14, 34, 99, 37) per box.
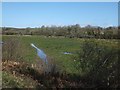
(2, 35, 120, 88)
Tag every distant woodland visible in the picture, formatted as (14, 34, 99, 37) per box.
(2, 24, 120, 39)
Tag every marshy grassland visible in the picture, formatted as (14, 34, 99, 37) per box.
(2, 35, 119, 88)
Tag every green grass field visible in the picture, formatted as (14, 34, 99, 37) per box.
(2, 35, 119, 88)
(2, 35, 118, 74)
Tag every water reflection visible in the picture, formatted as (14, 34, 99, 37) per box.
(64, 52, 72, 55)
(31, 43, 48, 64)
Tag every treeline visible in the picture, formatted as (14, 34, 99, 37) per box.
(2, 24, 120, 39)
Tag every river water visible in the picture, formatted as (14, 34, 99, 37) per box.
(31, 43, 48, 64)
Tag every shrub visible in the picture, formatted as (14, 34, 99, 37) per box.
(74, 39, 119, 88)
(2, 37, 24, 62)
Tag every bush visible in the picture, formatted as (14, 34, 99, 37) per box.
(74, 39, 119, 88)
(2, 37, 24, 61)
